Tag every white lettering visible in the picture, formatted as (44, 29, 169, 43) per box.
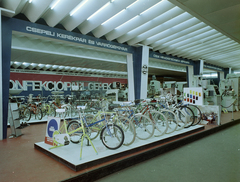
(33, 81, 41, 91)
(88, 83, 94, 90)
(57, 33, 87, 43)
(64, 82, 71, 91)
(56, 81, 64, 91)
(9, 79, 118, 92)
(102, 83, 108, 90)
(26, 26, 55, 37)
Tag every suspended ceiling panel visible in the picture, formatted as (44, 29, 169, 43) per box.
(1, 0, 240, 72)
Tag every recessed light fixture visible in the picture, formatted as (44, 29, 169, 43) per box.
(51, 0, 61, 10)
(70, 0, 89, 16)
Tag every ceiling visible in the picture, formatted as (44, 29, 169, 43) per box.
(1, 0, 240, 79)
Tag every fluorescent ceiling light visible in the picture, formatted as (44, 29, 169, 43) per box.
(115, 15, 139, 29)
(126, 0, 139, 9)
(87, 1, 111, 20)
(29, 0, 33, 3)
(202, 73, 217, 78)
(140, 0, 163, 15)
(51, 0, 61, 10)
(101, 9, 125, 25)
(70, 0, 89, 16)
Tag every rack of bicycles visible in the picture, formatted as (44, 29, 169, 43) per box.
(45, 98, 203, 159)
(8, 94, 103, 122)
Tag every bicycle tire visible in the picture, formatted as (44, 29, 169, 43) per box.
(48, 105, 56, 117)
(100, 124, 124, 150)
(179, 106, 195, 128)
(67, 120, 82, 144)
(187, 105, 202, 126)
(114, 116, 136, 146)
(131, 113, 154, 140)
(148, 110, 168, 137)
(36, 108, 43, 120)
(160, 109, 178, 134)
(174, 108, 187, 131)
(23, 108, 31, 121)
(85, 114, 101, 140)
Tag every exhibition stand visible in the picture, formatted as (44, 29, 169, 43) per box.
(34, 125, 204, 171)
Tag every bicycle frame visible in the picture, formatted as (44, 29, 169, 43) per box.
(50, 108, 98, 160)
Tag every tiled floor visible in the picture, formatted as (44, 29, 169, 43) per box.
(0, 111, 239, 182)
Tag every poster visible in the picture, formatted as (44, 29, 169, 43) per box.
(45, 117, 60, 145)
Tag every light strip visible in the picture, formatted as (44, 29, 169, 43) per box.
(140, 0, 163, 15)
(51, 0, 61, 10)
(115, 15, 139, 29)
(87, 1, 112, 20)
(101, 9, 125, 25)
(202, 73, 218, 78)
(126, 0, 139, 9)
(70, 0, 89, 16)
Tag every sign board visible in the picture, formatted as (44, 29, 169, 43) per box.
(45, 117, 60, 145)
(183, 87, 203, 105)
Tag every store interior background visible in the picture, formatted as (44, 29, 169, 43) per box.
(1, 0, 240, 181)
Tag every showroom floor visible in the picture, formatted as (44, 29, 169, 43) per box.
(0, 111, 239, 182)
(96, 120, 240, 182)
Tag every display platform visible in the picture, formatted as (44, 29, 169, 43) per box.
(34, 125, 204, 172)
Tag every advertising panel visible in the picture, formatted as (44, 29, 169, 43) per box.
(45, 117, 60, 145)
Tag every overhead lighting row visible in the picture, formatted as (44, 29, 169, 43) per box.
(11, 61, 127, 75)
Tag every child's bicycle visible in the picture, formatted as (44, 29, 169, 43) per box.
(67, 106, 125, 150)
(50, 105, 125, 159)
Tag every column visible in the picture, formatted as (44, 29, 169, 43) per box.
(1, 16, 12, 140)
(187, 65, 194, 87)
(132, 46, 150, 100)
(140, 45, 149, 99)
(127, 54, 135, 101)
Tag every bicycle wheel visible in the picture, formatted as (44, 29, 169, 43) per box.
(41, 105, 47, 117)
(100, 124, 124, 150)
(114, 116, 136, 146)
(85, 114, 101, 140)
(67, 120, 82, 144)
(187, 105, 202, 126)
(49, 106, 56, 117)
(23, 108, 31, 121)
(160, 109, 178, 134)
(36, 108, 43, 120)
(149, 110, 168, 137)
(174, 108, 187, 131)
(179, 106, 194, 128)
(131, 113, 154, 140)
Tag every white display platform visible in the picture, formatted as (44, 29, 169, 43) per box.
(35, 125, 204, 171)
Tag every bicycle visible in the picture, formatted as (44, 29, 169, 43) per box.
(10, 96, 31, 122)
(73, 99, 136, 146)
(115, 102, 155, 140)
(132, 100, 169, 137)
(67, 105, 125, 150)
(39, 96, 56, 118)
